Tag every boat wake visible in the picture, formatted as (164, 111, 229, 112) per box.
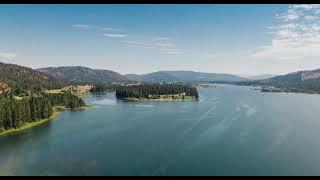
(152, 102, 219, 176)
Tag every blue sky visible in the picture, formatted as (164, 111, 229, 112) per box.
(0, 4, 320, 76)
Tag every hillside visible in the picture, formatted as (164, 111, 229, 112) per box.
(234, 68, 320, 94)
(125, 71, 248, 83)
(125, 72, 180, 82)
(262, 69, 320, 84)
(0, 62, 67, 95)
(38, 66, 128, 84)
(256, 69, 320, 93)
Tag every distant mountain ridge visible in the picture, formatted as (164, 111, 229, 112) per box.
(234, 68, 320, 94)
(125, 71, 248, 83)
(247, 74, 277, 80)
(38, 66, 128, 83)
(261, 68, 320, 84)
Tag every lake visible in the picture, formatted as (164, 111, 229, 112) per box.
(1, 85, 320, 176)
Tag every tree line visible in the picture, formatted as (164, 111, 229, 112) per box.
(90, 83, 121, 93)
(44, 93, 86, 108)
(115, 84, 199, 99)
(0, 92, 85, 132)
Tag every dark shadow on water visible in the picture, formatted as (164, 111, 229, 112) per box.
(69, 108, 86, 113)
(0, 119, 53, 142)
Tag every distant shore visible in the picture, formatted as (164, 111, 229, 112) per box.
(0, 105, 94, 137)
(250, 86, 320, 95)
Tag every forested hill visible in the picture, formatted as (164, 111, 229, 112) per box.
(261, 69, 320, 84)
(0, 62, 67, 95)
(38, 66, 129, 84)
(257, 68, 320, 93)
(234, 68, 320, 94)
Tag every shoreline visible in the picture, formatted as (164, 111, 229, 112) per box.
(0, 105, 94, 137)
(249, 85, 320, 95)
(217, 83, 320, 96)
(53, 105, 95, 111)
(0, 111, 60, 137)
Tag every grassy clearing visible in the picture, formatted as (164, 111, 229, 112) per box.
(45, 89, 63, 94)
(45, 85, 92, 97)
(14, 96, 23, 100)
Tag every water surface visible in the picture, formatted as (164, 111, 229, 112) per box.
(1, 85, 320, 176)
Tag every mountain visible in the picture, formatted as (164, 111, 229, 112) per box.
(247, 74, 277, 80)
(261, 68, 320, 84)
(38, 66, 128, 83)
(125, 71, 248, 83)
(0, 62, 67, 95)
(244, 68, 320, 93)
(125, 72, 180, 82)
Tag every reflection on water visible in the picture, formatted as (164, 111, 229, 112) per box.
(2, 85, 320, 175)
(0, 120, 53, 175)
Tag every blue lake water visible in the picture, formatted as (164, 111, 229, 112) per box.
(1, 85, 320, 175)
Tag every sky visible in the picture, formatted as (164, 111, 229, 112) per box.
(0, 4, 320, 76)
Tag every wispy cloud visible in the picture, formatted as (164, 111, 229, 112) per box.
(166, 51, 184, 55)
(102, 27, 121, 32)
(72, 24, 122, 32)
(121, 40, 149, 46)
(72, 23, 184, 55)
(153, 37, 176, 48)
(0, 52, 16, 60)
(72, 24, 92, 30)
(121, 37, 182, 54)
(153, 37, 172, 41)
(154, 42, 176, 48)
(251, 4, 320, 61)
(129, 45, 154, 49)
(104, 33, 128, 38)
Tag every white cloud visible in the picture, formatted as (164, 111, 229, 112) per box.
(129, 45, 154, 49)
(152, 37, 177, 48)
(278, 56, 303, 60)
(153, 37, 172, 41)
(292, 4, 320, 10)
(251, 4, 320, 61)
(121, 40, 149, 46)
(305, 16, 318, 20)
(166, 50, 184, 55)
(121, 40, 155, 49)
(73, 24, 122, 32)
(0, 52, 16, 60)
(166, 51, 183, 54)
(71, 24, 188, 54)
(72, 24, 92, 29)
(121, 38, 183, 54)
(102, 27, 121, 32)
(104, 33, 128, 38)
(154, 42, 176, 48)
